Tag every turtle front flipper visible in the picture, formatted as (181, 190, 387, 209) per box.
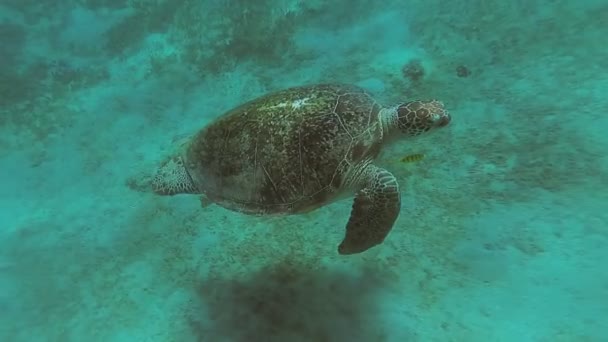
(338, 164, 401, 255)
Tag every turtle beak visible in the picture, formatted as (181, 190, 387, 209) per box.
(436, 113, 451, 127)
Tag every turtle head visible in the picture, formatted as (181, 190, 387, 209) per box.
(383, 100, 451, 137)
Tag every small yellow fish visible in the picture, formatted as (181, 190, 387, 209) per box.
(400, 153, 425, 163)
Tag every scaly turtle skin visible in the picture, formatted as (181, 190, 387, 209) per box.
(148, 83, 451, 255)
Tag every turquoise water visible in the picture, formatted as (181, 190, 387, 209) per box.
(1, 0, 607, 341)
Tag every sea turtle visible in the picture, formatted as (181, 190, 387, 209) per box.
(147, 83, 451, 254)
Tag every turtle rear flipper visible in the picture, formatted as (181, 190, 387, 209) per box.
(151, 156, 198, 195)
(338, 165, 401, 255)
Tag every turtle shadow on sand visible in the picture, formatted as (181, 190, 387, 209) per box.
(186, 261, 391, 342)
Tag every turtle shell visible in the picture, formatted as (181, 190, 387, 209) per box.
(184, 83, 384, 214)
